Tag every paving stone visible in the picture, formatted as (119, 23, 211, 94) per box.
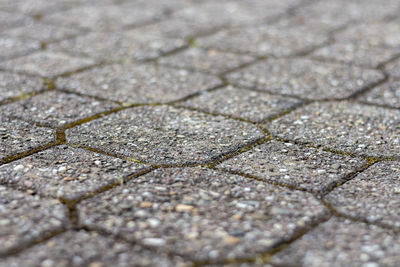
(0, 91, 118, 127)
(0, 185, 67, 255)
(0, 145, 149, 200)
(266, 101, 400, 158)
(385, 57, 400, 79)
(0, 11, 31, 32)
(0, 36, 40, 60)
(158, 48, 256, 74)
(197, 22, 329, 57)
(0, 116, 54, 162)
(50, 30, 185, 62)
(0, 0, 73, 15)
(271, 217, 400, 267)
(66, 105, 264, 165)
(0, 71, 44, 102)
(217, 140, 367, 192)
(78, 167, 327, 260)
(312, 42, 400, 68)
(335, 22, 400, 48)
(1, 230, 190, 267)
(326, 162, 400, 228)
(3, 22, 82, 42)
(0, 51, 96, 78)
(178, 86, 302, 122)
(56, 63, 221, 104)
(227, 58, 384, 100)
(360, 80, 400, 108)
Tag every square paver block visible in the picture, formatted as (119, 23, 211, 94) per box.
(0, 145, 149, 200)
(0, 51, 95, 78)
(227, 58, 384, 100)
(0, 185, 67, 256)
(1, 230, 189, 266)
(0, 36, 39, 60)
(197, 23, 329, 57)
(158, 48, 256, 74)
(326, 162, 400, 228)
(0, 91, 119, 127)
(0, 116, 54, 162)
(385, 57, 400, 79)
(0, 71, 44, 103)
(271, 217, 400, 267)
(312, 42, 400, 68)
(360, 80, 400, 108)
(266, 101, 400, 158)
(217, 140, 367, 193)
(66, 105, 264, 165)
(56, 63, 221, 104)
(178, 86, 302, 122)
(78, 168, 327, 260)
(50, 30, 185, 62)
(3, 22, 82, 42)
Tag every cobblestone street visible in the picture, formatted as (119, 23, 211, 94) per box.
(1, 0, 400, 266)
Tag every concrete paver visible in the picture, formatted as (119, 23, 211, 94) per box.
(360, 80, 400, 108)
(0, 71, 44, 103)
(0, 36, 40, 60)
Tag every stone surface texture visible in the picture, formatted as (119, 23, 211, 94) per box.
(1, 0, 400, 265)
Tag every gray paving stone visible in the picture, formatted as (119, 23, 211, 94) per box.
(217, 140, 367, 192)
(3, 22, 82, 42)
(0, 71, 44, 102)
(0, 91, 118, 127)
(0, 0, 73, 15)
(1, 230, 190, 267)
(197, 22, 329, 57)
(312, 42, 400, 68)
(335, 22, 400, 48)
(0, 51, 95, 78)
(66, 105, 264, 165)
(49, 30, 185, 62)
(158, 48, 256, 74)
(0, 116, 54, 161)
(0, 36, 40, 60)
(227, 58, 384, 100)
(360, 80, 400, 108)
(78, 167, 327, 260)
(271, 217, 400, 267)
(56, 63, 221, 104)
(326, 162, 400, 228)
(178, 86, 302, 122)
(0, 11, 31, 32)
(0, 185, 67, 255)
(266, 101, 400, 158)
(0, 145, 149, 200)
(385, 57, 400, 79)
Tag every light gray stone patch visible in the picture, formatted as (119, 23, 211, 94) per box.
(0, 0, 74, 15)
(0, 185, 67, 255)
(360, 80, 400, 108)
(326, 162, 400, 228)
(0, 11, 31, 32)
(0, 36, 40, 60)
(1, 230, 190, 267)
(196, 23, 329, 57)
(178, 86, 302, 122)
(49, 30, 185, 62)
(66, 105, 264, 165)
(271, 217, 400, 267)
(0, 145, 149, 200)
(312, 42, 400, 68)
(0, 116, 54, 161)
(266, 101, 400, 158)
(335, 22, 400, 48)
(217, 140, 367, 192)
(0, 71, 44, 102)
(158, 48, 256, 74)
(227, 58, 384, 100)
(0, 91, 118, 127)
(0, 51, 95, 78)
(78, 168, 327, 260)
(3, 22, 82, 42)
(385, 57, 400, 79)
(56, 63, 221, 104)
